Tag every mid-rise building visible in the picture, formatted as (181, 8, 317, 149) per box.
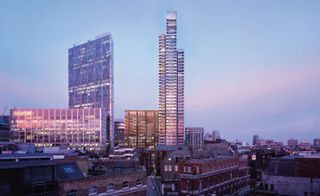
(253, 134, 259, 146)
(124, 110, 158, 149)
(158, 11, 184, 146)
(288, 138, 298, 148)
(10, 108, 106, 151)
(313, 138, 320, 147)
(114, 120, 125, 146)
(185, 127, 204, 150)
(68, 33, 114, 147)
(160, 146, 250, 195)
(178, 155, 250, 196)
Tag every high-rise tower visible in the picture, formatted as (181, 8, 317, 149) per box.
(159, 11, 184, 146)
(68, 33, 114, 147)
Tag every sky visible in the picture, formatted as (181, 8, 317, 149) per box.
(1, 0, 320, 143)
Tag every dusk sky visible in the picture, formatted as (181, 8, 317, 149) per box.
(1, 0, 320, 143)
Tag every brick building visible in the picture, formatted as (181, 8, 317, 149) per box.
(159, 145, 250, 195)
(58, 170, 146, 196)
(256, 154, 320, 196)
(178, 155, 250, 195)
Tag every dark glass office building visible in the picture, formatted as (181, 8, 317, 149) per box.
(68, 33, 114, 147)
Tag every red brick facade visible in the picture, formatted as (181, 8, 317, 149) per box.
(178, 156, 249, 195)
(58, 171, 146, 196)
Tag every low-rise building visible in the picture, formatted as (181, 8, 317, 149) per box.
(60, 160, 146, 196)
(179, 155, 250, 196)
(159, 145, 250, 195)
(298, 142, 312, 151)
(0, 152, 147, 196)
(256, 154, 320, 196)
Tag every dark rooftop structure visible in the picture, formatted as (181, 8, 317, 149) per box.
(0, 119, 9, 142)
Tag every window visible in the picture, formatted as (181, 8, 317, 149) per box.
(106, 183, 114, 192)
(168, 165, 172, 171)
(164, 165, 168, 171)
(88, 186, 97, 196)
(136, 179, 142, 186)
(63, 166, 75, 173)
(122, 181, 129, 189)
(66, 190, 77, 196)
(175, 165, 178, 171)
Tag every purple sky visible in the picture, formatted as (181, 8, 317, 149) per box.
(1, 0, 320, 143)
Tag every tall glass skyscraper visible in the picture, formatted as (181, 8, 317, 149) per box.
(68, 33, 114, 147)
(159, 11, 184, 146)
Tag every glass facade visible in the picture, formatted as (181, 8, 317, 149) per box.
(10, 108, 106, 151)
(68, 33, 114, 146)
(124, 110, 159, 148)
(185, 127, 204, 150)
(114, 120, 125, 146)
(159, 11, 184, 146)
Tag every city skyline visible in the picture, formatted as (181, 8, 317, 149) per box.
(1, 1, 320, 143)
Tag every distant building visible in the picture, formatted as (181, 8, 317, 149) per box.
(185, 127, 204, 150)
(68, 33, 114, 147)
(204, 132, 213, 141)
(108, 148, 137, 161)
(212, 130, 220, 141)
(0, 115, 9, 124)
(0, 119, 9, 142)
(10, 108, 106, 151)
(256, 154, 320, 196)
(114, 120, 125, 146)
(158, 11, 184, 146)
(253, 134, 259, 146)
(255, 139, 283, 151)
(124, 110, 158, 149)
(204, 130, 221, 142)
(204, 141, 232, 156)
(287, 138, 298, 148)
(313, 138, 320, 147)
(298, 142, 312, 151)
